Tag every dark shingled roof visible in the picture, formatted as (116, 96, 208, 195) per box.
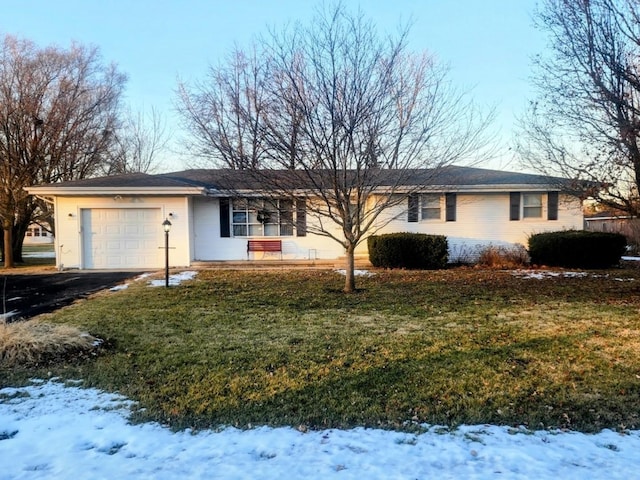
(164, 166, 567, 190)
(30, 166, 570, 191)
(31, 172, 203, 189)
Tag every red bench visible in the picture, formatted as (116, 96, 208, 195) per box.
(247, 239, 282, 259)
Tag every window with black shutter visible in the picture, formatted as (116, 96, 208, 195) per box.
(509, 192, 520, 221)
(296, 199, 307, 237)
(445, 193, 456, 222)
(219, 198, 230, 237)
(548, 191, 559, 220)
(408, 194, 419, 222)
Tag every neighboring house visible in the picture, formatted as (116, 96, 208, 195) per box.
(585, 209, 639, 244)
(25, 166, 585, 270)
(584, 209, 633, 233)
(23, 223, 54, 245)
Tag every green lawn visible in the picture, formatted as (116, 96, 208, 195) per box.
(3, 267, 640, 433)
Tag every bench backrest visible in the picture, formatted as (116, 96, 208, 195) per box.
(247, 239, 282, 252)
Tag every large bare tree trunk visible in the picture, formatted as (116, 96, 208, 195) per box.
(3, 220, 13, 268)
(344, 244, 356, 293)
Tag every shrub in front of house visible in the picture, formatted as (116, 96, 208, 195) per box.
(528, 230, 627, 268)
(368, 233, 448, 269)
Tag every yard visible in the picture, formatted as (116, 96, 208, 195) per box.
(2, 266, 640, 433)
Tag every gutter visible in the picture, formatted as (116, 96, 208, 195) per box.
(25, 186, 207, 196)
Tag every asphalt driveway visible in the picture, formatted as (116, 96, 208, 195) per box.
(0, 271, 143, 321)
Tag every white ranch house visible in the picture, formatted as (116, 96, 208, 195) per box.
(23, 223, 54, 245)
(26, 166, 584, 270)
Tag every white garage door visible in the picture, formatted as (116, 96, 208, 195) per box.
(81, 208, 162, 269)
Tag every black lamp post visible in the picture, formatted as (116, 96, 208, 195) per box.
(162, 218, 172, 287)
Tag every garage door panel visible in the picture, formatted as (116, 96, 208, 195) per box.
(106, 240, 122, 250)
(124, 224, 141, 235)
(106, 224, 122, 235)
(82, 208, 162, 269)
(124, 239, 143, 249)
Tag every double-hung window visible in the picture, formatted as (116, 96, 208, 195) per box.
(522, 193, 543, 219)
(420, 194, 441, 220)
(408, 193, 456, 222)
(510, 192, 558, 221)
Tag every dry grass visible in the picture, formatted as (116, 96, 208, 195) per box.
(3, 268, 640, 432)
(476, 244, 530, 268)
(0, 321, 99, 367)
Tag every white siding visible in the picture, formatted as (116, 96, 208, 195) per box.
(54, 196, 191, 270)
(191, 197, 345, 261)
(374, 192, 584, 261)
(50, 191, 584, 267)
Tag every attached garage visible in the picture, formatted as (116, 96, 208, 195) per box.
(81, 208, 163, 269)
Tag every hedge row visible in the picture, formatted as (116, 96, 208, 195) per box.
(367, 230, 627, 270)
(528, 230, 627, 268)
(367, 233, 448, 269)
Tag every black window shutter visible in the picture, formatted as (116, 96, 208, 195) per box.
(445, 193, 456, 222)
(219, 198, 230, 237)
(548, 191, 559, 220)
(509, 192, 520, 221)
(408, 194, 419, 222)
(296, 199, 307, 237)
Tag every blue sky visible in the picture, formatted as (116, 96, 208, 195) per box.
(2, 1, 544, 172)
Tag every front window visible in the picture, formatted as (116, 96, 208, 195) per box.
(421, 194, 441, 220)
(232, 198, 294, 237)
(523, 193, 543, 218)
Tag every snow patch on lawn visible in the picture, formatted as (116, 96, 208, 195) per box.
(108, 284, 129, 292)
(2, 380, 640, 479)
(335, 269, 376, 277)
(22, 251, 55, 259)
(109, 271, 197, 291)
(512, 270, 635, 281)
(148, 270, 198, 287)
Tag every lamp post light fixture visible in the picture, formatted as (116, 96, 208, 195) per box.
(162, 218, 172, 287)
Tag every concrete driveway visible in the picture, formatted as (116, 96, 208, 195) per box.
(0, 270, 144, 321)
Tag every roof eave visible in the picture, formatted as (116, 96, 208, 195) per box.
(25, 186, 207, 196)
(375, 183, 568, 194)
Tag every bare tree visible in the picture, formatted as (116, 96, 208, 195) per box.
(517, 0, 640, 213)
(178, 4, 494, 292)
(176, 45, 270, 169)
(0, 35, 126, 267)
(105, 106, 169, 174)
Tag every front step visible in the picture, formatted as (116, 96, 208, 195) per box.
(191, 257, 372, 270)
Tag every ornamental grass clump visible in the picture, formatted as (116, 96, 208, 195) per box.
(0, 320, 99, 367)
(476, 244, 530, 268)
